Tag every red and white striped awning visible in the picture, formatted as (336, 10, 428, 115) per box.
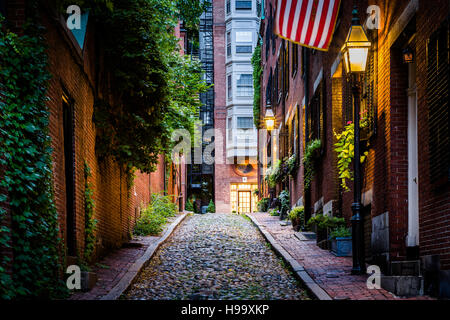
(275, 0, 341, 51)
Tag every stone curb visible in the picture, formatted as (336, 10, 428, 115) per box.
(246, 213, 333, 301)
(101, 212, 190, 300)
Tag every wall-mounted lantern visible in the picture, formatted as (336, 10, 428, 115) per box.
(402, 47, 414, 64)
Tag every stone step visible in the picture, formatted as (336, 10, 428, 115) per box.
(381, 275, 423, 297)
(390, 260, 421, 276)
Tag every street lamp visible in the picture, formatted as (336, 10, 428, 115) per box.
(341, 6, 371, 275)
(264, 102, 275, 131)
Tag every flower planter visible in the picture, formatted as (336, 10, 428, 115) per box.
(331, 237, 352, 257)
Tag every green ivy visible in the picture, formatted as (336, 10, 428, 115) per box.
(0, 14, 67, 299)
(303, 139, 322, 190)
(333, 121, 369, 192)
(251, 42, 262, 128)
(83, 162, 97, 263)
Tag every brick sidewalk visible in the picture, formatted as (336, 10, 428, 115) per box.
(70, 214, 186, 300)
(69, 235, 159, 300)
(249, 212, 433, 300)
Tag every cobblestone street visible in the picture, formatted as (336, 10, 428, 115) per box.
(123, 213, 310, 300)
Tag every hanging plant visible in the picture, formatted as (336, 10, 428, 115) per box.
(287, 153, 298, 176)
(303, 139, 322, 190)
(333, 121, 369, 192)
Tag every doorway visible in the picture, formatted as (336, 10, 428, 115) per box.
(407, 60, 419, 249)
(63, 94, 76, 256)
(238, 191, 251, 213)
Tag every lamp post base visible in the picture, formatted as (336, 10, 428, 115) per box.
(351, 202, 366, 275)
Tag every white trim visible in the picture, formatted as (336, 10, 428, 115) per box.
(330, 52, 342, 77)
(362, 189, 373, 207)
(302, 97, 305, 107)
(313, 68, 323, 94)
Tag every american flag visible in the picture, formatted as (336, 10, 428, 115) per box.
(275, 0, 341, 51)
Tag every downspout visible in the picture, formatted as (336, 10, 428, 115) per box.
(303, 48, 311, 221)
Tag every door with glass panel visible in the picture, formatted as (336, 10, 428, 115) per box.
(238, 191, 251, 213)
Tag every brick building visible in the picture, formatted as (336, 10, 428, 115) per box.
(1, 0, 186, 268)
(257, 0, 449, 297)
(213, 0, 261, 213)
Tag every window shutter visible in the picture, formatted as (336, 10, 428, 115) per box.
(361, 50, 377, 140)
(427, 18, 450, 186)
(343, 75, 353, 125)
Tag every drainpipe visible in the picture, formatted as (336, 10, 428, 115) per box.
(303, 48, 312, 221)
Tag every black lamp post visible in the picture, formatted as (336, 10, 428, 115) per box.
(341, 7, 371, 275)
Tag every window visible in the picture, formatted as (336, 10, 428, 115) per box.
(274, 63, 279, 106)
(427, 18, 449, 186)
(228, 117, 233, 142)
(236, 0, 252, 10)
(301, 47, 307, 77)
(283, 41, 289, 99)
(266, 69, 273, 105)
(227, 32, 231, 57)
(237, 74, 253, 96)
(226, 0, 231, 14)
(257, 0, 261, 17)
(292, 43, 299, 77)
(265, 4, 272, 60)
(237, 117, 254, 129)
(276, 54, 282, 103)
(235, 31, 252, 54)
(308, 80, 325, 143)
(228, 74, 232, 99)
(236, 45, 252, 53)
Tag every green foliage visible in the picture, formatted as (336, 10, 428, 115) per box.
(83, 162, 97, 262)
(279, 190, 290, 217)
(185, 200, 194, 212)
(329, 226, 351, 239)
(307, 215, 346, 231)
(303, 139, 322, 190)
(264, 159, 283, 188)
(63, 0, 209, 174)
(251, 42, 262, 128)
(333, 121, 369, 192)
(0, 14, 67, 299)
(268, 208, 280, 216)
(206, 200, 215, 213)
(134, 194, 177, 236)
(287, 153, 298, 176)
(288, 206, 304, 224)
(256, 198, 269, 212)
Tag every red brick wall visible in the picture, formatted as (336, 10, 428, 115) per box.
(415, 0, 450, 269)
(259, 0, 450, 268)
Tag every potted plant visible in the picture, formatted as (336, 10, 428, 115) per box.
(330, 226, 352, 257)
(288, 206, 304, 231)
(256, 197, 269, 212)
(307, 214, 346, 249)
(278, 190, 290, 220)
